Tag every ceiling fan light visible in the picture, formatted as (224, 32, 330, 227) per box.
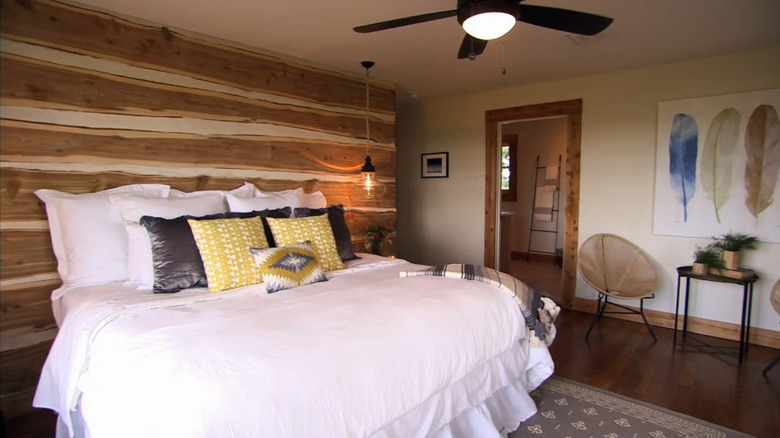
(462, 12, 515, 40)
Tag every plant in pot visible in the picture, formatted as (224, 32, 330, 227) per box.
(692, 244, 724, 275)
(365, 224, 392, 256)
(713, 232, 758, 270)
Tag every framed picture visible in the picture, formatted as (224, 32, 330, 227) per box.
(652, 88, 780, 243)
(421, 152, 449, 178)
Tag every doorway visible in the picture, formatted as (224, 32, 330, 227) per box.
(484, 99, 582, 309)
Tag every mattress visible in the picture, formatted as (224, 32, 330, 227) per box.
(35, 255, 554, 438)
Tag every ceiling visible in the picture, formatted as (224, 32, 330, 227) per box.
(71, 0, 780, 105)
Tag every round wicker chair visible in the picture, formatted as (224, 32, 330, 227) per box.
(762, 278, 780, 375)
(578, 233, 659, 341)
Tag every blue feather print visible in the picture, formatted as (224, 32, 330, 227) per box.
(668, 113, 699, 222)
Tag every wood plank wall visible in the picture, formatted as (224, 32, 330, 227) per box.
(0, 0, 396, 419)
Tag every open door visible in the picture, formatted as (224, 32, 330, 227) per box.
(484, 99, 582, 309)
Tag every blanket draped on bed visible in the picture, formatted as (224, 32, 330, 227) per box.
(400, 264, 560, 347)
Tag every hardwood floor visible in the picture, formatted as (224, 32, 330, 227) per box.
(511, 259, 780, 438)
(550, 309, 780, 438)
(5, 267, 779, 437)
(508, 257, 565, 303)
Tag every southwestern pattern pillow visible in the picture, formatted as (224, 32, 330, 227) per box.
(250, 241, 327, 293)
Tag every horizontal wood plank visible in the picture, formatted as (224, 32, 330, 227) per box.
(345, 210, 397, 237)
(0, 168, 396, 222)
(0, 0, 395, 113)
(0, 56, 395, 145)
(0, 230, 57, 280)
(0, 123, 397, 177)
(0, 281, 58, 335)
(0, 340, 52, 396)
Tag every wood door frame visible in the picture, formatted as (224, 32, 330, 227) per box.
(484, 99, 582, 309)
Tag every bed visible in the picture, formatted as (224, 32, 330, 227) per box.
(32, 183, 556, 438)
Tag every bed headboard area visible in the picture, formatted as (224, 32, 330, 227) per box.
(0, 0, 396, 419)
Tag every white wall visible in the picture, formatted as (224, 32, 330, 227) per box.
(396, 45, 780, 331)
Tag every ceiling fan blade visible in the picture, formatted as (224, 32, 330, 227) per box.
(354, 10, 457, 33)
(457, 34, 488, 60)
(518, 4, 613, 36)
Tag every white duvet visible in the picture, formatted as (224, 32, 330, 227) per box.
(34, 256, 554, 438)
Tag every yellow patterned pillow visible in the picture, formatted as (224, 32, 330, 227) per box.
(188, 216, 269, 292)
(266, 215, 345, 271)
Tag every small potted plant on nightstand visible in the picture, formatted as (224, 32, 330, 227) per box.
(365, 224, 392, 256)
(713, 232, 758, 270)
(692, 244, 723, 275)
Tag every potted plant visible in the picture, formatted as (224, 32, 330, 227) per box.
(692, 244, 724, 275)
(713, 232, 758, 270)
(365, 224, 392, 256)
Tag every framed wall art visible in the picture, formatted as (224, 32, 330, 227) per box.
(653, 88, 780, 243)
(421, 152, 449, 178)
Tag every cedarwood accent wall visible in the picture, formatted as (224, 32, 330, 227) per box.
(0, 0, 396, 419)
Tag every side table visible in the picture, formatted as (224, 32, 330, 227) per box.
(674, 266, 759, 363)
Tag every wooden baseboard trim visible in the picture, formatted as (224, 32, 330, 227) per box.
(574, 297, 780, 349)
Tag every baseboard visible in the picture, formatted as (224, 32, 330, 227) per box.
(574, 297, 780, 350)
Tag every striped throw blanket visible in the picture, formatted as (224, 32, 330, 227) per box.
(400, 264, 559, 347)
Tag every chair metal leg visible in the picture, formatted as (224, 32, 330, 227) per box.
(585, 293, 607, 340)
(585, 293, 657, 342)
(639, 298, 658, 343)
(763, 351, 780, 375)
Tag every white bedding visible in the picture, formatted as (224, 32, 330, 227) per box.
(34, 256, 554, 438)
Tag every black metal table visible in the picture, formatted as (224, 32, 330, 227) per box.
(674, 266, 759, 363)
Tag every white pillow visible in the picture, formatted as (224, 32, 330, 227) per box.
(226, 188, 305, 212)
(167, 182, 259, 204)
(109, 192, 228, 288)
(301, 191, 327, 209)
(35, 184, 170, 286)
(230, 182, 263, 198)
(226, 188, 327, 213)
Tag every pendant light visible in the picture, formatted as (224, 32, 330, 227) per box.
(360, 60, 378, 198)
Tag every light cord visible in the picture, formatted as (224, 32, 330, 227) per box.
(365, 66, 370, 155)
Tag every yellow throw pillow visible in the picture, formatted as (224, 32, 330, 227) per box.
(188, 216, 269, 292)
(266, 215, 345, 271)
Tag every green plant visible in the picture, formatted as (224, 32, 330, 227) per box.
(712, 232, 759, 252)
(365, 225, 392, 255)
(693, 244, 725, 268)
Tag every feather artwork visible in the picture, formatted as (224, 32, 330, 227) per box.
(668, 113, 699, 222)
(744, 104, 780, 218)
(701, 108, 741, 223)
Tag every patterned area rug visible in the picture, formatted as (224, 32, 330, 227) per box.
(511, 376, 753, 438)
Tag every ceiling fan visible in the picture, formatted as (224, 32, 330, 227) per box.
(354, 0, 613, 60)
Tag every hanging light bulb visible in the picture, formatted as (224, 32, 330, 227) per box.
(361, 155, 376, 197)
(360, 60, 378, 198)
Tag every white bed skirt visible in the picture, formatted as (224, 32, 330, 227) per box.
(56, 347, 553, 438)
(56, 378, 545, 438)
